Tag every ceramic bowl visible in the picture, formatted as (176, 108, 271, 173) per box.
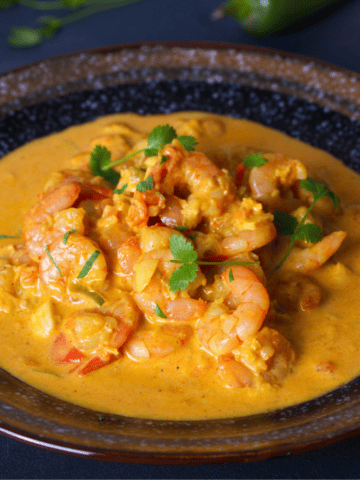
(1, 42, 360, 464)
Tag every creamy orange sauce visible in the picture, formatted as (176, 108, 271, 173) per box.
(1, 112, 360, 420)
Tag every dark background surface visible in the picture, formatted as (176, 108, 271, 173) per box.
(1, 0, 360, 478)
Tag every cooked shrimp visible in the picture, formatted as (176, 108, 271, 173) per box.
(249, 153, 307, 207)
(124, 324, 192, 360)
(285, 231, 347, 273)
(221, 222, 276, 255)
(233, 327, 296, 385)
(216, 355, 254, 388)
(51, 294, 141, 375)
(23, 179, 112, 261)
(197, 266, 269, 356)
(39, 232, 107, 290)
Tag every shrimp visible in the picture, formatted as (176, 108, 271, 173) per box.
(233, 327, 296, 386)
(197, 266, 269, 356)
(216, 355, 254, 388)
(23, 179, 113, 261)
(221, 223, 276, 255)
(39, 233, 107, 291)
(51, 294, 141, 375)
(284, 231, 347, 273)
(249, 153, 307, 207)
(124, 324, 192, 360)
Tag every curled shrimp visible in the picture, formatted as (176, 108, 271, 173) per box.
(39, 232, 107, 291)
(285, 231, 347, 273)
(249, 153, 307, 207)
(51, 294, 141, 375)
(197, 266, 269, 356)
(124, 324, 192, 360)
(23, 179, 112, 261)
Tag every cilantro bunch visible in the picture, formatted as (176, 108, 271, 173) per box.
(3, 0, 143, 48)
(89, 124, 198, 186)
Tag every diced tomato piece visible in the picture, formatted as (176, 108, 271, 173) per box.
(78, 354, 116, 375)
(235, 163, 246, 188)
(51, 332, 85, 364)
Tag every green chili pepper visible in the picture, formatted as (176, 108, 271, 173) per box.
(212, 0, 344, 36)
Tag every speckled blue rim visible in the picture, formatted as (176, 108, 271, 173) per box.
(1, 43, 360, 464)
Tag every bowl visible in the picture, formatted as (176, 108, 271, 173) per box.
(1, 42, 360, 464)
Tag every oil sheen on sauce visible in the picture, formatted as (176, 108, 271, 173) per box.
(1, 112, 360, 420)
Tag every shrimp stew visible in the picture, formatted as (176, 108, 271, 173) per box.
(0, 112, 359, 420)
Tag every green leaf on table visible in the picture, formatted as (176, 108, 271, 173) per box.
(8, 26, 43, 48)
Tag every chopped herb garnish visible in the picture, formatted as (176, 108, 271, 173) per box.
(77, 250, 100, 279)
(154, 303, 167, 319)
(0, 234, 19, 239)
(243, 153, 268, 168)
(136, 176, 154, 192)
(113, 183, 128, 195)
(274, 179, 339, 269)
(45, 245, 62, 277)
(168, 233, 259, 293)
(177, 135, 199, 151)
(89, 145, 120, 185)
(229, 268, 234, 283)
(159, 155, 168, 165)
(173, 225, 188, 232)
(101, 125, 198, 171)
(63, 229, 77, 245)
(70, 284, 105, 306)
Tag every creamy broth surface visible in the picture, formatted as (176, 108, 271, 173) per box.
(1, 112, 360, 420)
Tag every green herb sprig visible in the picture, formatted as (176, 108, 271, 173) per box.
(274, 178, 339, 269)
(5, 0, 143, 48)
(91, 125, 198, 182)
(168, 233, 259, 292)
(243, 152, 268, 168)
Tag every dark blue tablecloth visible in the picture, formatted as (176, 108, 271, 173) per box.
(1, 0, 360, 478)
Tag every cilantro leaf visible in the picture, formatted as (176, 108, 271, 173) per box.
(136, 176, 153, 192)
(155, 303, 167, 319)
(89, 145, 120, 185)
(144, 125, 177, 156)
(169, 263, 198, 293)
(159, 155, 168, 165)
(113, 183, 128, 195)
(296, 224, 322, 244)
(169, 234, 197, 264)
(173, 226, 188, 232)
(77, 250, 100, 279)
(243, 153, 268, 168)
(301, 178, 339, 211)
(63, 229, 77, 245)
(177, 136, 198, 151)
(229, 268, 234, 283)
(8, 26, 43, 48)
(273, 210, 298, 236)
(45, 245, 62, 277)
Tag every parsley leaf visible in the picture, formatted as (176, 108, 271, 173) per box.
(169, 263, 198, 293)
(169, 234, 197, 264)
(243, 153, 268, 168)
(154, 303, 167, 318)
(274, 210, 298, 236)
(89, 145, 120, 185)
(177, 136, 199, 151)
(144, 125, 177, 157)
(296, 223, 322, 244)
(77, 250, 100, 279)
(301, 178, 339, 211)
(136, 176, 153, 192)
